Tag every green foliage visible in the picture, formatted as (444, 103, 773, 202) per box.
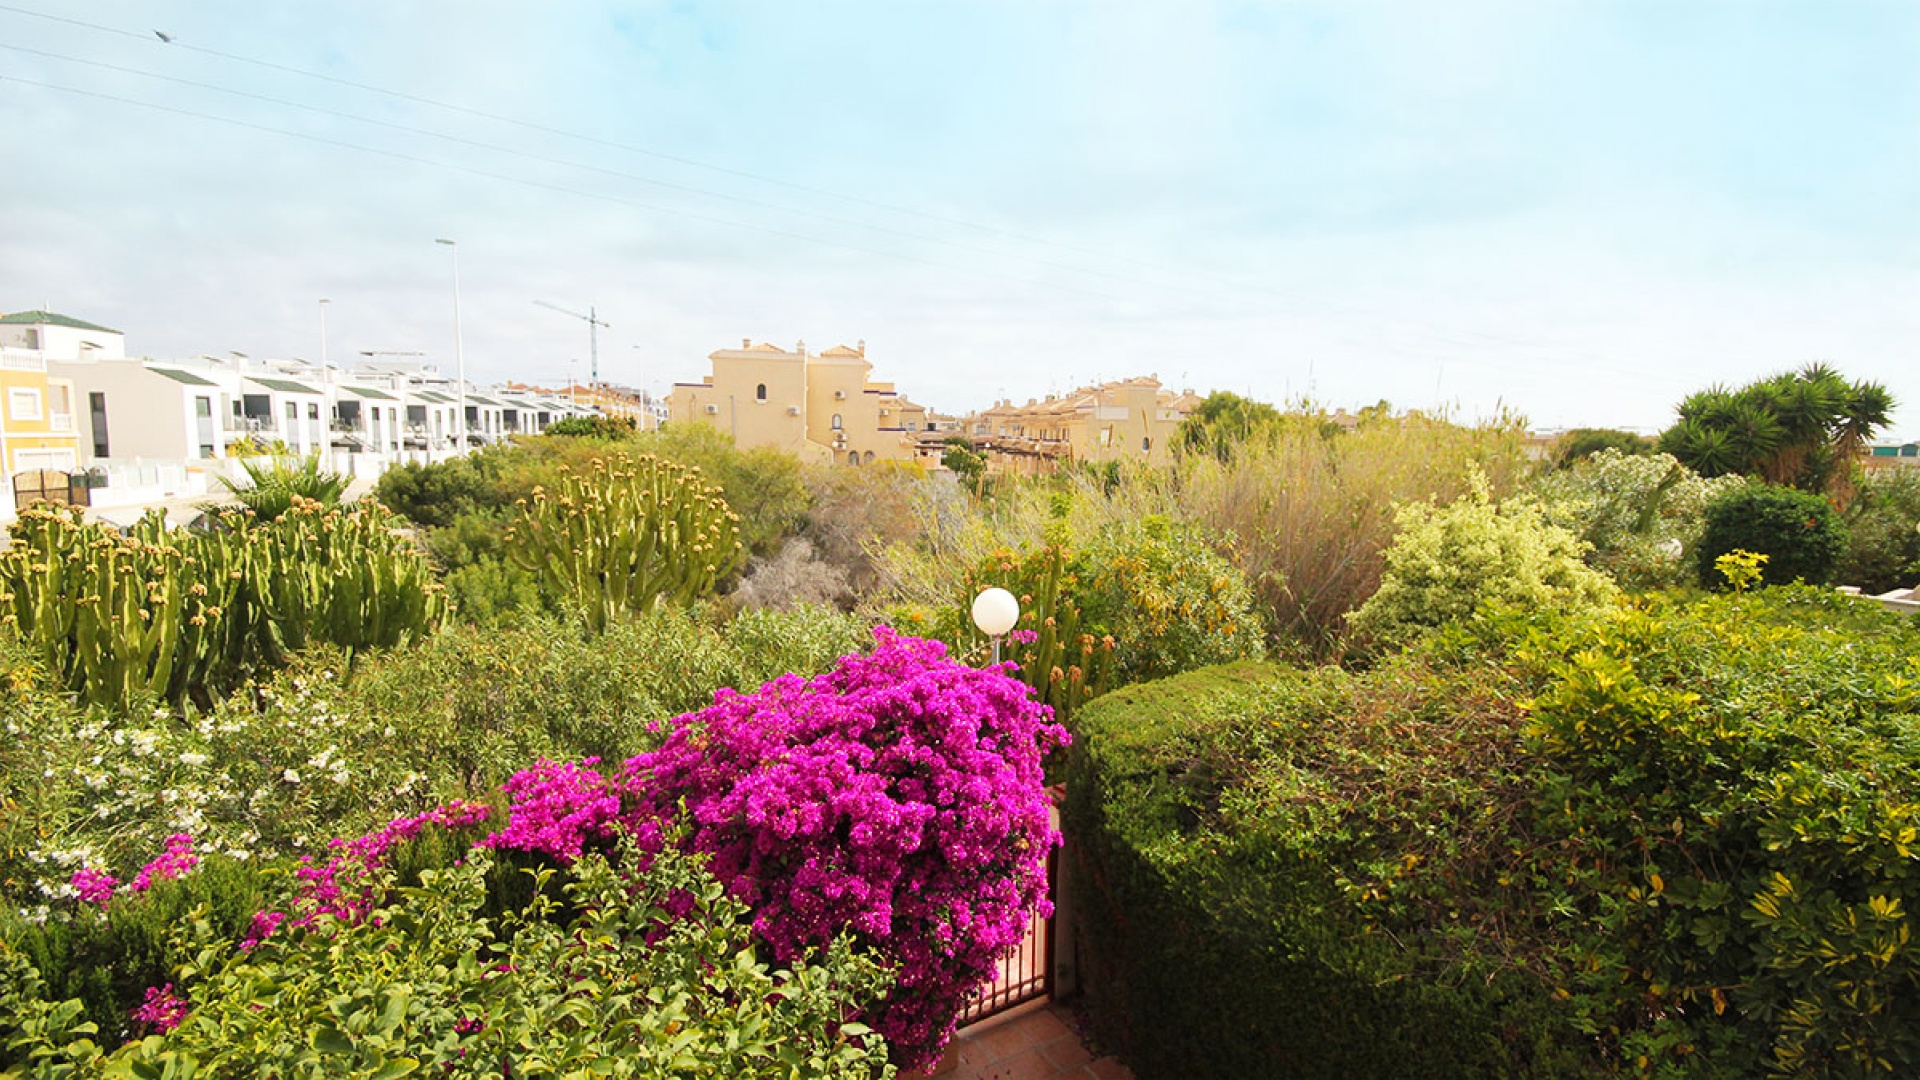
(211, 453, 350, 522)
(372, 453, 501, 530)
(1064, 589, 1920, 1078)
(1659, 364, 1895, 500)
(1530, 450, 1741, 591)
(1349, 479, 1617, 648)
(638, 425, 808, 560)
(1175, 391, 1284, 461)
(541, 413, 637, 439)
(1714, 549, 1768, 592)
(1067, 516, 1266, 683)
(1695, 483, 1848, 588)
(940, 437, 985, 489)
(2, 843, 897, 1078)
(0, 503, 442, 710)
(1552, 428, 1654, 469)
(504, 453, 744, 633)
(1836, 468, 1920, 594)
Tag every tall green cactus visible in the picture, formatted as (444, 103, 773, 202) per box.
(965, 543, 1115, 726)
(504, 453, 743, 633)
(0, 500, 443, 710)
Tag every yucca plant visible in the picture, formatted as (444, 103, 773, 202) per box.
(211, 453, 350, 522)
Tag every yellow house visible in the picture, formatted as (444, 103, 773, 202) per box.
(667, 339, 927, 465)
(0, 311, 92, 477)
(970, 377, 1199, 471)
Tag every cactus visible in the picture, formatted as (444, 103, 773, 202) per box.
(966, 543, 1115, 726)
(504, 453, 743, 633)
(0, 500, 443, 710)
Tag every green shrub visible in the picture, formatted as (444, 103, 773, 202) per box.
(1068, 515, 1265, 683)
(1531, 449, 1741, 590)
(1063, 590, 1920, 1078)
(1835, 468, 1920, 594)
(542, 413, 637, 439)
(2, 843, 896, 1077)
(1551, 428, 1655, 469)
(373, 452, 502, 529)
(1349, 479, 1616, 648)
(1695, 483, 1848, 587)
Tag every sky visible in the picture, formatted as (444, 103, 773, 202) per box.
(2, 1, 1916, 434)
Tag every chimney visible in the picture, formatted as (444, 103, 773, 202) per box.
(857, 339, 866, 357)
(743, 338, 752, 348)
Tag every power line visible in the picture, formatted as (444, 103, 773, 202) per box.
(0, 0, 1640, 367)
(0, 71, 1134, 305)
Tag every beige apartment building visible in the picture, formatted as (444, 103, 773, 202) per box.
(970, 377, 1202, 471)
(667, 340, 928, 465)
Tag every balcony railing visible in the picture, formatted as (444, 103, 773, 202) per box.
(0, 350, 48, 372)
(224, 416, 275, 433)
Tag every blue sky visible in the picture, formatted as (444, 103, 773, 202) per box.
(2, 1, 1915, 432)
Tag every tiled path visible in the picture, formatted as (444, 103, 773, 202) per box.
(928, 1002, 1134, 1080)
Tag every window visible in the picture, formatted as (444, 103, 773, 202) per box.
(1142, 437, 1152, 453)
(863, 451, 874, 464)
(308, 403, 320, 420)
(755, 383, 768, 402)
(285, 402, 298, 428)
(195, 396, 212, 418)
(90, 392, 109, 458)
(371, 406, 380, 421)
(8, 387, 42, 421)
(847, 451, 859, 466)
(831, 414, 843, 430)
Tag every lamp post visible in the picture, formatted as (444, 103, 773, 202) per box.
(971, 587, 1020, 665)
(434, 238, 467, 453)
(317, 298, 330, 368)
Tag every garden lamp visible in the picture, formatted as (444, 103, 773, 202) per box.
(972, 587, 1020, 664)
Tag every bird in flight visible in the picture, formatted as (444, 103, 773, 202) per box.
(154, 30, 173, 43)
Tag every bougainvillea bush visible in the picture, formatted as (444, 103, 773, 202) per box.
(483, 629, 1068, 1071)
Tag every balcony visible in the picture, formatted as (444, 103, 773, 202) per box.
(0, 350, 48, 373)
(224, 416, 275, 433)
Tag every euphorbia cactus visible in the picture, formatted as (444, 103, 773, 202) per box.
(504, 453, 742, 632)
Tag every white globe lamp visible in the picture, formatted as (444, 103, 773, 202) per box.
(971, 587, 1020, 663)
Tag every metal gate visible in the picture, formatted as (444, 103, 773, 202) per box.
(958, 846, 1057, 1026)
(11, 469, 90, 510)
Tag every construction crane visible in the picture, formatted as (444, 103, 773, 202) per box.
(534, 300, 610, 386)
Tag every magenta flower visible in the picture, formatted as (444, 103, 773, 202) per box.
(131, 983, 189, 1032)
(70, 867, 117, 908)
(129, 833, 198, 893)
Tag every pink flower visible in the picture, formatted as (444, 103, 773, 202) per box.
(131, 983, 189, 1032)
(129, 833, 198, 893)
(70, 867, 117, 908)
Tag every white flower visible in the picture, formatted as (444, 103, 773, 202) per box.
(282, 769, 301, 784)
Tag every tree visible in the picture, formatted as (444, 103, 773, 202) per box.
(1659, 364, 1895, 503)
(1176, 391, 1284, 460)
(941, 436, 986, 489)
(1552, 428, 1653, 469)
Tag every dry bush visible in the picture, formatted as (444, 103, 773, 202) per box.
(733, 537, 855, 611)
(1172, 410, 1534, 659)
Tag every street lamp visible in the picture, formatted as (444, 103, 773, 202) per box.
(972, 587, 1020, 665)
(318, 298, 330, 369)
(434, 239, 467, 452)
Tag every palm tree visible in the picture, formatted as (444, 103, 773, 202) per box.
(212, 452, 350, 522)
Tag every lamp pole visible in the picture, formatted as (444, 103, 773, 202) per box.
(972, 587, 1020, 666)
(435, 239, 467, 452)
(318, 298, 330, 369)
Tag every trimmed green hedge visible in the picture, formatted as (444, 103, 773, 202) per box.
(1063, 589, 1920, 1079)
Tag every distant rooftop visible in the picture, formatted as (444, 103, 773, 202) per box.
(0, 310, 121, 334)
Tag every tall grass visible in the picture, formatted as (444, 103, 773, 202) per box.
(1170, 410, 1534, 659)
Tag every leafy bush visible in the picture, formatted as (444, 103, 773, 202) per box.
(1552, 428, 1654, 468)
(1349, 479, 1616, 647)
(1835, 468, 1920, 593)
(1531, 449, 1740, 590)
(2, 842, 896, 1077)
(1068, 515, 1266, 683)
(1695, 483, 1848, 587)
(542, 413, 637, 439)
(1064, 589, 1920, 1078)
